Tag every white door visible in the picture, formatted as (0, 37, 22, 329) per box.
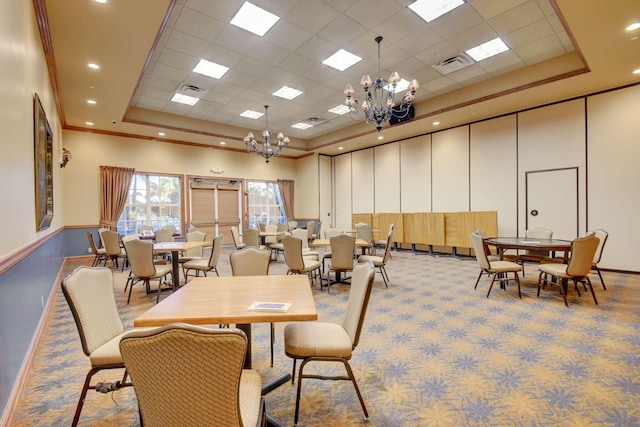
(526, 168, 578, 241)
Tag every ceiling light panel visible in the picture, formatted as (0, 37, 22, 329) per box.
(408, 0, 465, 23)
(465, 37, 509, 61)
(272, 85, 302, 100)
(328, 105, 350, 115)
(171, 93, 199, 105)
(292, 122, 313, 129)
(322, 49, 362, 71)
(230, 2, 280, 37)
(193, 59, 229, 79)
(240, 109, 264, 119)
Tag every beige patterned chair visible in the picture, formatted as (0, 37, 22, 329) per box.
(292, 227, 319, 259)
(178, 230, 206, 266)
(321, 228, 343, 274)
(514, 227, 553, 275)
(119, 324, 265, 427)
(123, 239, 173, 304)
(61, 266, 135, 427)
(230, 226, 246, 249)
(86, 230, 106, 267)
(372, 223, 394, 256)
(537, 234, 600, 306)
(101, 229, 126, 270)
(154, 228, 174, 243)
(183, 234, 223, 281)
(284, 262, 375, 426)
(327, 234, 356, 291)
(358, 226, 394, 287)
(281, 236, 325, 289)
(588, 229, 609, 290)
(243, 228, 265, 249)
(355, 222, 373, 255)
(471, 232, 522, 299)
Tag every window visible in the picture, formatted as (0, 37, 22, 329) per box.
(247, 181, 285, 228)
(117, 173, 182, 235)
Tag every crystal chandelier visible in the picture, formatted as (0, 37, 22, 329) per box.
(243, 105, 289, 163)
(344, 36, 419, 133)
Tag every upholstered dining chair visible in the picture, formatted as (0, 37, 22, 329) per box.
(229, 247, 273, 366)
(355, 223, 373, 255)
(243, 228, 264, 248)
(120, 234, 140, 271)
(101, 230, 126, 270)
(230, 226, 246, 250)
(183, 233, 223, 281)
(372, 223, 394, 256)
(327, 234, 356, 292)
(137, 225, 153, 235)
(588, 229, 609, 290)
(123, 239, 174, 304)
(305, 220, 316, 245)
(284, 261, 375, 426)
(62, 266, 135, 427)
(291, 227, 319, 259)
(268, 223, 289, 260)
(515, 227, 553, 275)
(119, 324, 265, 427)
(86, 230, 106, 267)
(358, 226, 394, 287)
(153, 228, 174, 243)
(537, 234, 600, 306)
(321, 228, 343, 274)
(471, 232, 522, 299)
(161, 224, 176, 235)
(281, 236, 325, 289)
(177, 229, 206, 267)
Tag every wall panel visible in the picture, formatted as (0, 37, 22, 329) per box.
(351, 149, 374, 214)
(374, 143, 400, 212)
(470, 115, 518, 237)
(432, 126, 470, 212)
(318, 155, 333, 229)
(400, 135, 431, 212)
(333, 154, 352, 231)
(587, 85, 640, 270)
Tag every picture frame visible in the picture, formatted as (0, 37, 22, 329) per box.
(34, 93, 54, 231)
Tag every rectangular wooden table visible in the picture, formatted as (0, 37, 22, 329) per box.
(134, 275, 317, 368)
(153, 241, 209, 287)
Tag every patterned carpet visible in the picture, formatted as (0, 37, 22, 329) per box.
(12, 246, 640, 426)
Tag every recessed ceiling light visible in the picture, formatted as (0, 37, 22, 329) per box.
(87, 99, 96, 104)
(408, 0, 465, 23)
(220, 141, 226, 145)
(94, 0, 107, 3)
(465, 37, 509, 61)
(85, 121, 94, 126)
(329, 105, 350, 115)
(338, 147, 344, 150)
(292, 122, 313, 130)
(377, 135, 384, 140)
(193, 59, 229, 79)
(322, 49, 362, 71)
(273, 86, 302, 100)
(87, 63, 100, 70)
(240, 110, 264, 119)
(433, 121, 440, 125)
(626, 22, 640, 31)
(171, 93, 199, 105)
(158, 132, 165, 136)
(633, 68, 640, 74)
(230, 1, 280, 36)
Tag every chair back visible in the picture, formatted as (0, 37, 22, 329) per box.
(61, 266, 124, 356)
(324, 228, 343, 239)
(137, 225, 153, 235)
(288, 220, 298, 231)
(185, 230, 206, 257)
(306, 221, 316, 240)
(474, 228, 497, 255)
(257, 222, 266, 232)
(243, 228, 260, 247)
(124, 239, 157, 278)
(588, 229, 608, 263)
(276, 223, 288, 233)
(470, 232, 491, 270)
(154, 229, 174, 243)
(355, 223, 372, 244)
(86, 230, 100, 254)
(381, 226, 395, 264)
(230, 226, 243, 248)
(208, 234, 224, 268)
(264, 224, 278, 245)
(230, 247, 270, 276)
(119, 324, 250, 427)
(292, 228, 310, 249)
(330, 235, 356, 270)
(525, 227, 553, 256)
(121, 234, 139, 244)
(342, 262, 375, 348)
(97, 227, 109, 247)
(161, 225, 176, 235)
(281, 236, 305, 271)
(567, 235, 600, 277)
(101, 230, 122, 256)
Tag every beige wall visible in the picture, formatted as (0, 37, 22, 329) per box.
(0, 1, 64, 258)
(61, 130, 305, 226)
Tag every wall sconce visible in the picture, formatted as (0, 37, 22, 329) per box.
(60, 147, 72, 168)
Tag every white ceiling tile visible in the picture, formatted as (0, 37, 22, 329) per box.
(317, 14, 368, 46)
(477, 50, 524, 75)
(286, 0, 341, 34)
(448, 22, 497, 51)
(429, 3, 485, 39)
(516, 33, 566, 64)
(174, 6, 226, 43)
(503, 19, 553, 49)
(248, 40, 291, 66)
(468, 0, 529, 20)
(267, 20, 314, 51)
(488, 0, 545, 35)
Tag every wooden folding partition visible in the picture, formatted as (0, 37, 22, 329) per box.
(403, 213, 445, 246)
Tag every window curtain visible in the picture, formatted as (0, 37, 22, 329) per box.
(277, 179, 294, 220)
(99, 165, 134, 231)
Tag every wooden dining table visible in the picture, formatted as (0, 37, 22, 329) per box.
(312, 238, 371, 255)
(484, 237, 572, 262)
(134, 274, 317, 368)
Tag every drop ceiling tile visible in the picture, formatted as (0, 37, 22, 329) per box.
(164, 30, 210, 58)
(202, 44, 245, 68)
(429, 3, 485, 39)
(186, 0, 243, 21)
(488, 0, 545, 35)
(262, 66, 300, 86)
(447, 65, 490, 85)
(224, 69, 260, 87)
(503, 18, 553, 49)
(317, 14, 368, 46)
(214, 25, 261, 56)
(344, 0, 405, 28)
(469, 0, 529, 20)
(322, 0, 359, 13)
(398, 26, 445, 54)
(157, 48, 198, 71)
(286, 0, 341, 34)
(248, 40, 291, 66)
(516, 33, 566, 64)
(276, 53, 317, 75)
(477, 50, 524, 75)
(414, 41, 461, 66)
(294, 36, 341, 63)
(267, 20, 314, 51)
(151, 62, 190, 82)
(174, 6, 225, 43)
(423, 75, 461, 94)
(136, 95, 169, 110)
(235, 56, 273, 78)
(448, 22, 497, 51)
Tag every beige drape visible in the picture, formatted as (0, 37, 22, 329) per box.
(277, 179, 294, 220)
(99, 165, 135, 231)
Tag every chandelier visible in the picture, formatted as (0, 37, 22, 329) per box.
(244, 105, 289, 163)
(344, 36, 419, 133)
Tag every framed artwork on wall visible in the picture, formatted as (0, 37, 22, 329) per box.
(34, 93, 54, 231)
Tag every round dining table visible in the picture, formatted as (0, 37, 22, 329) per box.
(484, 237, 572, 262)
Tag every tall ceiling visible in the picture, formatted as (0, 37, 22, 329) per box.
(42, 0, 640, 158)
